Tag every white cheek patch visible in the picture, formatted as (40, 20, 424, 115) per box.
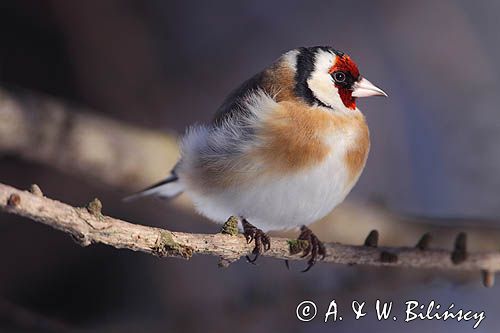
(307, 50, 349, 111)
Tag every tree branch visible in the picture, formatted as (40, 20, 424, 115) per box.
(1, 182, 499, 280)
(0, 87, 179, 189)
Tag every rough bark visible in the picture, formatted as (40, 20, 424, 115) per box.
(1, 182, 499, 277)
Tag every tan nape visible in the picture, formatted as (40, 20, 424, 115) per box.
(261, 61, 298, 102)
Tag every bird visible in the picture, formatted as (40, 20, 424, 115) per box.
(126, 46, 387, 271)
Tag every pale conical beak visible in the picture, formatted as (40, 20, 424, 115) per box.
(351, 77, 387, 98)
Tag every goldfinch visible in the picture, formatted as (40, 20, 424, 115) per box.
(128, 46, 387, 270)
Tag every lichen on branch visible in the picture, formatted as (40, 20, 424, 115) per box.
(0, 181, 499, 289)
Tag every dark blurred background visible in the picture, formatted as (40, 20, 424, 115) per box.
(1, 1, 500, 332)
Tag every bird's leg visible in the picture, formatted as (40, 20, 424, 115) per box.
(296, 225, 326, 272)
(241, 218, 271, 263)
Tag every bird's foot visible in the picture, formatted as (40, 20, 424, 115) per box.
(296, 225, 326, 272)
(242, 219, 271, 264)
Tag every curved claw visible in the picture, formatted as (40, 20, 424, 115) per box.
(245, 234, 254, 244)
(246, 254, 259, 264)
(241, 219, 271, 264)
(295, 226, 325, 272)
(302, 261, 314, 273)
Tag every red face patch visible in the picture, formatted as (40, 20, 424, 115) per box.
(328, 55, 360, 110)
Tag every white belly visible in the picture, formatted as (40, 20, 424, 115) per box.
(185, 149, 356, 232)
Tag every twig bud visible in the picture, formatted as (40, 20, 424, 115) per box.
(482, 270, 495, 288)
(451, 232, 467, 264)
(364, 230, 379, 247)
(416, 232, 432, 250)
(28, 184, 43, 197)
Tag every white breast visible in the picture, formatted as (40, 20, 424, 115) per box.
(184, 118, 362, 231)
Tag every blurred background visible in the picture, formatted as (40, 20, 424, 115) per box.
(1, 0, 500, 332)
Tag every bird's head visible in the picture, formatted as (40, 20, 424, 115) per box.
(291, 46, 387, 111)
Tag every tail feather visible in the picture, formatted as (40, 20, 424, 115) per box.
(123, 174, 184, 202)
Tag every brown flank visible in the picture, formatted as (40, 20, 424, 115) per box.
(344, 119, 370, 185)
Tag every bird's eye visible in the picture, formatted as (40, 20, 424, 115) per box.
(333, 71, 346, 83)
